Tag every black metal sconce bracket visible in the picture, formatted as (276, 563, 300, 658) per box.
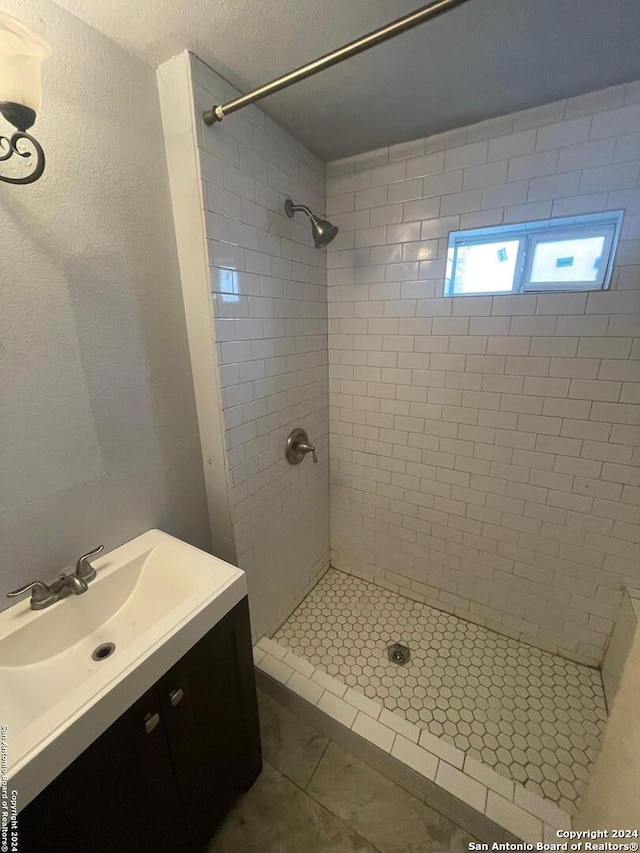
(0, 102, 45, 185)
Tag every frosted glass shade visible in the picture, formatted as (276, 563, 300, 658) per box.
(0, 12, 51, 112)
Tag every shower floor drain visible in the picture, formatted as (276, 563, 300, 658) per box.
(387, 643, 410, 665)
(92, 642, 115, 661)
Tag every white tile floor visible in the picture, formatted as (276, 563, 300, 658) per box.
(274, 568, 608, 816)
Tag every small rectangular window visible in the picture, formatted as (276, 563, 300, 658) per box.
(445, 212, 623, 297)
(453, 239, 521, 295)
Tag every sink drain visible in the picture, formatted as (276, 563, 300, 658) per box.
(387, 643, 410, 665)
(92, 642, 115, 661)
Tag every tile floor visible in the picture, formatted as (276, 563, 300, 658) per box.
(274, 569, 608, 816)
(207, 690, 476, 853)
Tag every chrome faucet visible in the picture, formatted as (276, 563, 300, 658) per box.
(7, 545, 104, 610)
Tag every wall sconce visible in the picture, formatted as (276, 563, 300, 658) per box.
(0, 12, 51, 185)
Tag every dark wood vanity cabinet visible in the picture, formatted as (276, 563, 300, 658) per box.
(18, 597, 262, 853)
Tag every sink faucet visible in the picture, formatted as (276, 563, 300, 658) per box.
(7, 545, 104, 610)
(51, 573, 89, 597)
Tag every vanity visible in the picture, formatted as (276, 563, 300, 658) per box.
(0, 531, 262, 852)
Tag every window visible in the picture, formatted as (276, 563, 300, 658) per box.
(218, 268, 240, 302)
(445, 211, 623, 297)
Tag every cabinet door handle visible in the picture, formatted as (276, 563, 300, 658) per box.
(144, 712, 160, 734)
(168, 687, 184, 707)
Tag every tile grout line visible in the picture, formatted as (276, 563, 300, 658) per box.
(265, 757, 387, 853)
(304, 737, 332, 793)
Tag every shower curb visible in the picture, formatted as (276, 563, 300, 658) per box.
(254, 636, 572, 844)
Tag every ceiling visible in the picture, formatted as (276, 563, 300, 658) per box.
(53, 0, 640, 161)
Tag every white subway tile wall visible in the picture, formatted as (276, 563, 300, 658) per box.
(191, 58, 330, 638)
(326, 80, 640, 666)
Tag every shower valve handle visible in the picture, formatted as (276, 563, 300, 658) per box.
(286, 428, 318, 465)
(296, 441, 318, 464)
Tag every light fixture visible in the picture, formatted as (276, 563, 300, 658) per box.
(0, 12, 51, 185)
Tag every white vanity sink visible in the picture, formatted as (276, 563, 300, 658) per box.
(0, 530, 246, 809)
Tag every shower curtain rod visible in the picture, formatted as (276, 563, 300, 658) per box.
(203, 0, 472, 126)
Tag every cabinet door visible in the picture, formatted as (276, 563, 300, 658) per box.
(157, 597, 262, 849)
(19, 688, 188, 853)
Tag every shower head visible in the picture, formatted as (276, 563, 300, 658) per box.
(284, 198, 338, 249)
(310, 216, 339, 249)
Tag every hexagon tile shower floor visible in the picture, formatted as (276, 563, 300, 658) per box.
(274, 569, 607, 816)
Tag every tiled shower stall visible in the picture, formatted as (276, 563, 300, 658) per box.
(275, 78, 638, 832)
(162, 57, 640, 837)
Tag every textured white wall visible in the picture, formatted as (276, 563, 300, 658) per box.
(187, 57, 330, 639)
(326, 81, 640, 666)
(576, 614, 640, 829)
(602, 589, 640, 709)
(1, 2, 210, 604)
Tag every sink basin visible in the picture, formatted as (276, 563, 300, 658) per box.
(0, 530, 246, 809)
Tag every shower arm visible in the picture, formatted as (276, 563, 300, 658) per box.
(203, 0, 472, 125)
(286, 201, 314, 219)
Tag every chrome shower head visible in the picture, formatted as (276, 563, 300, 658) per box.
(284, 198, 338, 249)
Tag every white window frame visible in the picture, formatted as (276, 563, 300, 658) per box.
(444, 211, 624, 298)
